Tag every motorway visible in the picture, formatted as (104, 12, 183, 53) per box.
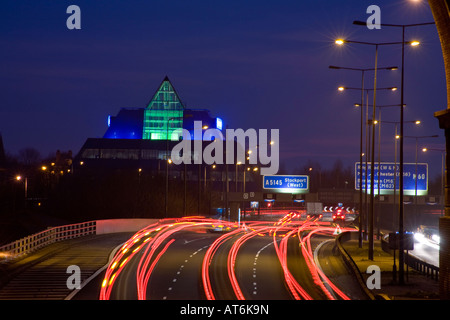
(97, 214, 368, 300)
(0, 212, 371, 301)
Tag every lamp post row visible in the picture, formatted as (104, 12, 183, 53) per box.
(333, 19, 435, 284)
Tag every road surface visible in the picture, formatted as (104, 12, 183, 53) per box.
(98, 214, 367, 300)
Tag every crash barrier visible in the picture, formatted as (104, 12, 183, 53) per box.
(0, 219, 158, 262)
(335, 231, 377, 300)
(406, 254, 439, 281)
(0, 221, 96, 261)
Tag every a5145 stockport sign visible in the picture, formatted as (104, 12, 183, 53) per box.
(263, 175, 309, 194)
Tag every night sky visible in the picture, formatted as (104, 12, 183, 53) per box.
(0, 0, 446, 180)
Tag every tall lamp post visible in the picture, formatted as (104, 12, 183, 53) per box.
(353, 19, 434, 284)
(330, 65, 397, 248)
(422, 147, 446, 216)
(375, 105, 415, 238)
(235, 161, 242, 192)
(15, 175, 27, 209)
(166, 117, 176, 218)
(339, 87, 397, 253)
(378, 120, 422, 231)
(405, 135, 439, 220)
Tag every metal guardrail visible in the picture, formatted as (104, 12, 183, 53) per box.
(406, 253, 439, 281)
(0, 221, 96, 261)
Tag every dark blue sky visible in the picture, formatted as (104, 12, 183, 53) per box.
(0, 0, 446, 179)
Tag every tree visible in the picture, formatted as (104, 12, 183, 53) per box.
(18, 148, 41, 166)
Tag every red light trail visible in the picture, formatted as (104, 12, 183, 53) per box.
(99, 214, 356, 300)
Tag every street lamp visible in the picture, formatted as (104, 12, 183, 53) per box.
(375, 106, 409, 205)
(353, 19, 434, 284)
(405, 135, 439, 218)
(165, 117, 176, 218)
(15, 175, 28, 208)
(338, 87, 398, 243)
(422, 147, 445, 216)
(374, 107, 416, 239)
(338, 86, 398, 92)
(376, 119, 422, 232)
(236, 161, 242, 192)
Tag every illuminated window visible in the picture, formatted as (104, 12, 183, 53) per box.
(143, 77, 184, 140)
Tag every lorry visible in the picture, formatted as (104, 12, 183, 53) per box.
(306, 202, 323, 220)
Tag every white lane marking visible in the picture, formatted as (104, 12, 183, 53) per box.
(165, 244, 210, 299)
(183, 237, 209, 245)
(252, 241, 274, 296)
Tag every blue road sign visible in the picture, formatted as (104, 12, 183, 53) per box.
(263, 175, 309, 194)
(355, 162, 428, 195)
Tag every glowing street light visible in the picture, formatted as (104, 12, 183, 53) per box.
(15, 175, 28, 206)
(338, 86, 398, 92)
(335, 38, 421, 47)
(405, 134, 439, 222)
(235, 161, 242, 191)
(422, 146, 445, 217)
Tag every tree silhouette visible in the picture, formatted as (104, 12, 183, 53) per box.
(18, 148, 41, 166)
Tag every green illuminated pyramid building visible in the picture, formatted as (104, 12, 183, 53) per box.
(142, 76, 184, 141)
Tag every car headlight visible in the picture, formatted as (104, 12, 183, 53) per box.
(414, 232, 425, 242)
(431, 234, 440, 244)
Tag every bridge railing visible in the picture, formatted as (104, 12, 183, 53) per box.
(0, 219, 159, 262)
(0, 221, 96, 261)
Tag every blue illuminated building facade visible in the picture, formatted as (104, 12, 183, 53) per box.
(103, 76, 223, 141)
(75, 76, 227, 171)
(104, 108, 144, 140)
